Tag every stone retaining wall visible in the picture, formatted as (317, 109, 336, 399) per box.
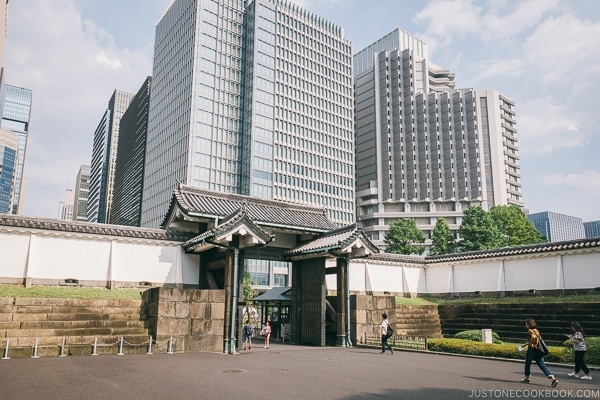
(141, 287, 226, 353)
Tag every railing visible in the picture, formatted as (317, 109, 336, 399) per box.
(0, 336, 176, 359)
(363, 333, 428, 351)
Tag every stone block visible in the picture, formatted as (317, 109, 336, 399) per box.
(175, 302, 190, 319)
(189, 302, 206, 319)
(158, 301, 176, 318)
(211, 302, 225, 320)
(209, 290, 226, 303)
(190, 290, 208, 303)
(354, 310, 368, 324)
(157, 317, 190, 336)
(0, 297, 15, 305)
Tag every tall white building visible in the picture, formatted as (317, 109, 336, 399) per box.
(73, 164, 90, 222)
(141, 0, 355, 229)
(354, 29, 522, 248)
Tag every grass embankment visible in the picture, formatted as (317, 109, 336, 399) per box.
(0, 285, 143, 300)
(396, 294, 600, 305)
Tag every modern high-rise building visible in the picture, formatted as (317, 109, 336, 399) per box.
(87, 89, 133, 223)
(1, 84, 32, 215)
(59, 188, 74, 220)
(110, 77, 151, 227)
(140, 0, 355, 230)
(0, 128, 18, 213)
(354, 29, 522, 248)
(528, 211, 585, 243)
(584, 220, 600, 238)
(73, 164, 90, 222)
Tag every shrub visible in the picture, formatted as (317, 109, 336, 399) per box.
(428, 338, 571, 363)
(454, 330, 503, 344)
(562, 337, 600, 366)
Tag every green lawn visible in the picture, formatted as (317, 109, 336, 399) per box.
(396, 294, 600, 305)
(0, 285, 143, 300)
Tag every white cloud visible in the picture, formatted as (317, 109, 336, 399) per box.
(3, 0, 153, 217)
(540, 170, 600, 198)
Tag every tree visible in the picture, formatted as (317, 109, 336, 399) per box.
(458, 206, 506, 252)
(430, 217, 456, 255)
(384, 218, 425, 255)
(241, 271, 259, 325)
(489, 205, 546, 246)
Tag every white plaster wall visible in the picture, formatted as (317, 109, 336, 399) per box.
(365, 264, 403, 292)
(27, 235, 112, 281)
(111, 242, 182, 284)
(504, 257, 559, 291)
(424, 265, 453, 293)
(452, 261, 503, 293)
(181, 252, 200, 285)
(349, 261, 366, 292)
(0, 232, 29, 278)
(563, 253, 599, 289)
(403, 265, 426, 293)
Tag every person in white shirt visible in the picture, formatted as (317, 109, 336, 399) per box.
(380, 313, 394, 354)
(567, 322, 592, 380)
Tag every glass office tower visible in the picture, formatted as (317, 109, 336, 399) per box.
(87, 89, 133, 223)
(1, 85, 32, 215)
(73, 164, 90, 222)
(141, 0, 355, 229)
(0, 128, 18, 213)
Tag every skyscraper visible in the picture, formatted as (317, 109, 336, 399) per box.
(0, 128, 18, 213)
(87, 89, 133, 223)
(141, 0, 355, 229)
(110, 77, 151, 227)
(584, 220, 600, 238)
(354, 29, 522, 248)
(528, 211, 585, 242)
(59, 188, 74, 220)
(1, 84, 32, 215)
(73, 164, 90, 222)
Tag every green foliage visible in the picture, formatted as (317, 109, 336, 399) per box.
(562, 336, 600, 366)
(384, 218, 425, 255)
(454, 330, 503, 344)
(429, 218, 456, 255)
(489, 205, 546, 246)
(458, 206, 506, 252)
(427, 338, 571, 363)
(242, 271, 258, 303)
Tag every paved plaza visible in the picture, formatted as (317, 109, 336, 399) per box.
(0, 343, 597, 400)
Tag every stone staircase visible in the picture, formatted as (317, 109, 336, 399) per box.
(392, 304, 442, 338)
(0, 297, 152, 358)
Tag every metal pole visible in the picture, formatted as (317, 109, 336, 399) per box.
(345, 258, 352, 347)
(147, 336, 153, 355)
(92, 337, 98, 356)
(59, 337, 66, 357)
(229, 248, 239, 355)
(117, 337, 124, 355)
(31, 337, 39, 359)
(167, 336, 173, 354)
(2, 338, 10, 359)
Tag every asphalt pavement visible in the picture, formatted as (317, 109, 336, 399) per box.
(0, 343, 597, 400)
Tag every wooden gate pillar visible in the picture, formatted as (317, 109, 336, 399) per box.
(336, 257, 348, 347)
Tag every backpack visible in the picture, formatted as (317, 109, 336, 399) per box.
(386, 323, 393, 338)
(244, 325, 253, 335)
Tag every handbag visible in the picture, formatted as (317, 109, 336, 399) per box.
(537, 336, 549, 356)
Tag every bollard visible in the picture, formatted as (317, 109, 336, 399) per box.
(92, 337, 98, 356)
(59, 337, 67, 357)
(147, 336, 153, 355)
(117, 337, 124, 356)
(167, 336, 173, 354)
(2, 338, 10, 360)
(31, 337, 39, 359)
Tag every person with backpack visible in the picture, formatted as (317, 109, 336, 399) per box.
(243, 320, 253, 350)
(380, 312, 394, 354)
(518, 318, 558, 387)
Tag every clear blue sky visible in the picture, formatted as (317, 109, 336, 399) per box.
(4, 0, 600, 221)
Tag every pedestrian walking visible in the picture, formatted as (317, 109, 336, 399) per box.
(380, 312, 394, 355)
(261, 321, 272, 349)
(243, 320, 253, 350)
(567, 322, 592, 380)
(518, 318, 558, 387)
